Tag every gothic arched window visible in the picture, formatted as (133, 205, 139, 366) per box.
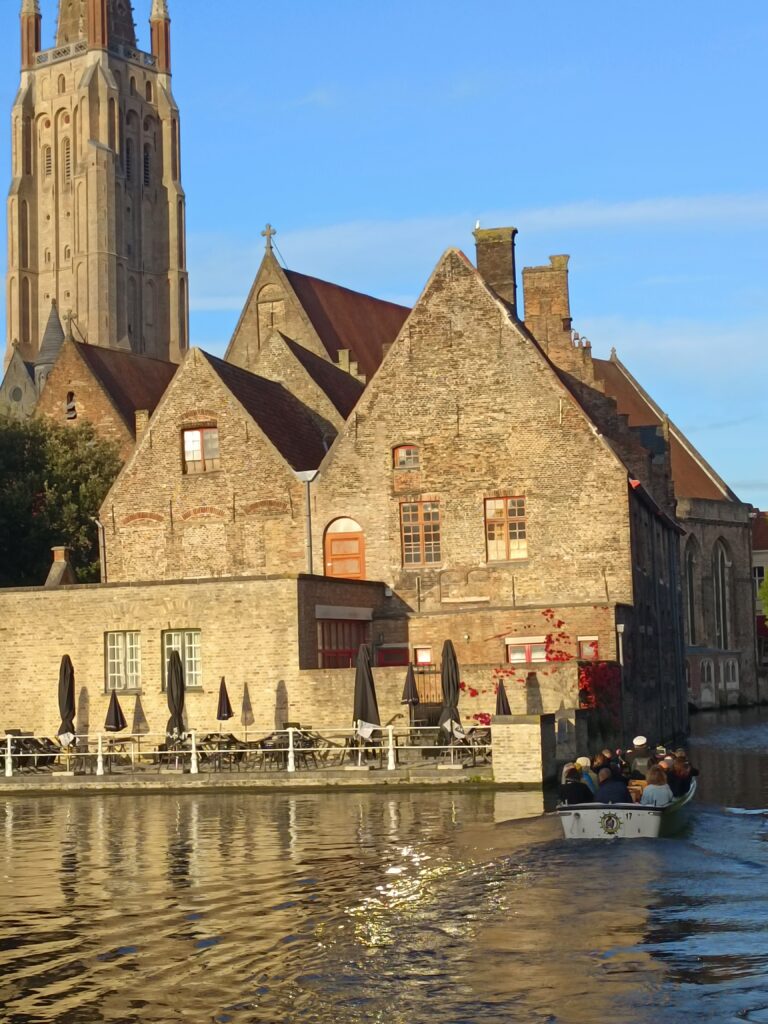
(62, 137, 72, 183)
(43, 145, 52, 177)
(713, 540, 731, 650)
(143, 145, 151, 187)
(685, 542, 697, 645)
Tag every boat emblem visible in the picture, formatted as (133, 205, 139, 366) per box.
(599, 812, 622, 836)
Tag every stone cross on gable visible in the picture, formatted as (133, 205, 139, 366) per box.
(261, 223, 277, 252)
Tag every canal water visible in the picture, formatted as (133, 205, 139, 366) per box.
(1, 710, 767, 1024)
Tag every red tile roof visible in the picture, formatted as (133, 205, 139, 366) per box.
(202, 352, 331, 471)
(282, 336, 364, 419)
(593, 357, 734, 502)
(753, 511, 768, 551)
(284, 270, 410, 379)
(74, 343, 177, 434)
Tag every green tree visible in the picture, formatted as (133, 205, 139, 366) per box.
(0, 417, 122, 586)
(760, 576, 768, 618)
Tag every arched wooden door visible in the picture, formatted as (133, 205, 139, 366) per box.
(324, 517, 365, 580)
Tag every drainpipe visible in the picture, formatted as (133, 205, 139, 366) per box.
(91, 517, 107, 583)
(616, 622, 625, 745)
(294, 470, 319, 574)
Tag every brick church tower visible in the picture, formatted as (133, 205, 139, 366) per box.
(5, 0, 188, 367)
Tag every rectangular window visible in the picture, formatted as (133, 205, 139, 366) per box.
(754, 565, 765, 599)
(183, 427, 220, 474)
(393, 445, 420, 469)
(485, 496, 527, 561)
(401, 501, 441, 566)
(414, 646, 433, 666)
(163, 629, 202, 689)
(505, 637, 547, 664)
(376, 646, 410, 667)
(317, 619, 369, 669)
(105, 631, 141, 691)
(578, 637, 600, 661)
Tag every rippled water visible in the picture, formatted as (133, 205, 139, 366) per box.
(1, 710, 768, 1023)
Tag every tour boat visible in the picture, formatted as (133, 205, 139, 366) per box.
(557, 779, 697, 839)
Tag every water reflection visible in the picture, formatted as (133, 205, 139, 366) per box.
(0, 711, 766, 1022)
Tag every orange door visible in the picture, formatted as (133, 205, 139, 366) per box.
(325, 531, 365, 579)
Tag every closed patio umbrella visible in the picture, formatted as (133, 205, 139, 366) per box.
(57, 654, 76, 747)
(401, 664, 420, 707)
(353, 644, 380, 740)
(166, 650, 186, 739)
(438, 640, 465, 740)
(104, 690, 127, 732)
(217, 677, 234, 723)
(495, 679, 512, 717)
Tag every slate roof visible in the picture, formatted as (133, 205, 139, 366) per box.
(36, 302, 65, 367)
(282, 335, 364, 419)
(74, 344, 178, 434)
(284, 269, 410, 379)
(203, 352, 331, 471)
(593, 356, 736, 503)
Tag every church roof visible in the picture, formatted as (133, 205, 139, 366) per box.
(283, 270, 410, 380)
(74, 343, 177, 434)
(593, 356, 736, 503)
(36, 302, 66, 368)
(202, 352, 331, 471)
(282, 335, 364, 419)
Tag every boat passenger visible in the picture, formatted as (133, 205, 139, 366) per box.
(575, 756, 598, 794)
(559, 767, 594, 805)
(560, 761, 576, 786)
(640, 765, 674, 807)
(668, 756, 693, 797)
(595, 767, 632, 804)
(629, 735, 651, 779)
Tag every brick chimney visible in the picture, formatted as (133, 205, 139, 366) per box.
(135, 409, 149, 442)
(522, 255, 594, 384)
(473, 226, 518, 309)
(45, 546, 77, 588)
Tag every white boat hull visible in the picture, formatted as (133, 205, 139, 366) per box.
(557, 779, 697, 839)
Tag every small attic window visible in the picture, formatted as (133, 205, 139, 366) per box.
(65, 391, 77, 420)
(183, 427, 220, 474)
(393, 444, 420, 470)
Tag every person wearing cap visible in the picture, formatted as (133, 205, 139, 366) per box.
(629, 735, 651, 779)
(575, 756, 598, 794)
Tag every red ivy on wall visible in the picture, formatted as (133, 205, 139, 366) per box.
(578, 661, 622, 726)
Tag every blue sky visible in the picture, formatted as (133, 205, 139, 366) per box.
(3, 1, 766, 503)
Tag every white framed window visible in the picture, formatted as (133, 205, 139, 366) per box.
(163, 629, 201, 689)
(700, 658, 714, 686)
(105, 631, 141, 691)
(485, 496, 527, 561)
(505, 636, 547, 664)
(414, 646, 433, 666)
(578, 636, 600, 661)
(183, 427, 220, 474)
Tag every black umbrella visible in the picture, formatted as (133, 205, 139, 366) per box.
(401, 664, 420, 706)
(438, 640, 465, 739)
(166, 650, 186, 739)
(105, 690, 127, 732)
(353, 644, 380, 740)
(57, 654, 76, 747)
(241, 683, 255, 728)
(495, 678, 512, 717)
(217, 677, 234, 722)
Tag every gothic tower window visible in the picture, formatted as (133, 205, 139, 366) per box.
(58, 75, 66, 95)
(43, 145, 52, 178)
(713, 540, 731, 650)
(685, 541, 697, 645)
(108, 99, 116, 151)
(143, 145, 151, 187)
(20, 201, 29, 269)
(125, 139, 133, 181)
(145, 81, 153, 102)
(62, 137, 72, 183)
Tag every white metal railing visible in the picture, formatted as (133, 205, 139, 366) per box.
(1, 725, 492, 779)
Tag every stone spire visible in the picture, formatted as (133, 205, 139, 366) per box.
(20, 0, 42, 69)
(150, 0, 171, 72)
(56, 0, 137, 48)
(34, 301, 66, 392)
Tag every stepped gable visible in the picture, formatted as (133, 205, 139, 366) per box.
(202, 352, 330, 472)
(282, 335, 364, 419)
(283, 270, 410, 379)
(593, 356, 736, 502)
(75, 344, 177, 434)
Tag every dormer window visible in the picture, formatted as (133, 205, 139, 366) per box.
(183, 427, 220, 474)
(393, 444, 419, 469)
